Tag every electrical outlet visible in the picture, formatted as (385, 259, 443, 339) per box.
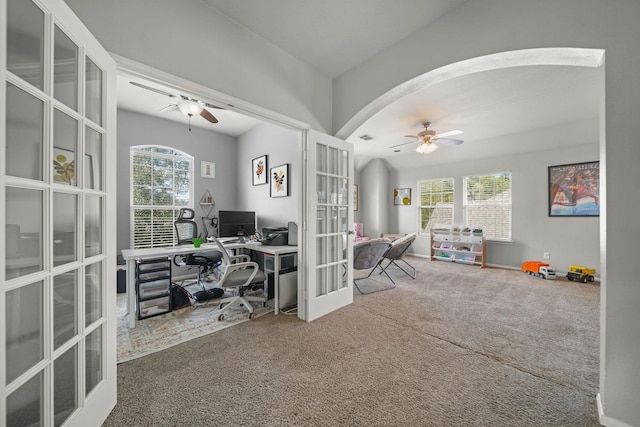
(543, 252, 550, 259)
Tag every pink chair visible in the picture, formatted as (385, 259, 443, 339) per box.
(353, 222, 370, 243)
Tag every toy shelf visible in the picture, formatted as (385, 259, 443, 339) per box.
(430, 224, 486, 268)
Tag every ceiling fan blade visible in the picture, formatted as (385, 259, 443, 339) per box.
(436, 138, 464, 145)
(203, 102, 225, 110)
(389, 140, 417, 149)
(200, 108, 219, 124)
(435, 129, 463, 138)
(159, 104, 179, 113)
(130, 81, 176, 98)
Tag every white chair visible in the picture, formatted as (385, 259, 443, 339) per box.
(210, 237, 267, 320)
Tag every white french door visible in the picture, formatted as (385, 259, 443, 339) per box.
(1, 0, 117, 426)
(299, 130, 354, 322)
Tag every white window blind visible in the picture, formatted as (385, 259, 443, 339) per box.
(464, 172, 512, 241)
(130, 146, 193, 249)
(418, 178, 454, 234)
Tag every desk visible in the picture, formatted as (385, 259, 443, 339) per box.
(121, 241, 297, 328)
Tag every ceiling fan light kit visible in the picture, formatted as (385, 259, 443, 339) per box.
(416, 141, 439, 155)
(390, 121, 464, 155)
(130, 81, 221, 131)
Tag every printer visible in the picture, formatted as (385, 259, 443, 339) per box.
(260, 227, 289, 246)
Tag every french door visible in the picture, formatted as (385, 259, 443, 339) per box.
(300, 130, 354, 322)
(1, 0, 117, 425)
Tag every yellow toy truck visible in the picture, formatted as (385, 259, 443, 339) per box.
(567, 265, 596, 283)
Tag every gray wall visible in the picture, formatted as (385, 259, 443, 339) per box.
(358, 159, 389, 239)
(117, 111, 300, 254)
(382, 131, 599, 275)
(236, 122, 300, 232)
(117, 109, 238, 254)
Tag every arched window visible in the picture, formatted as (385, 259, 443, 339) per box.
(130, 146, 193, 248)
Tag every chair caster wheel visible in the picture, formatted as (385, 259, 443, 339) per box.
(249, 313, 254, 319)
(219, 303, 225, 309)
(218, 313, 224, 321)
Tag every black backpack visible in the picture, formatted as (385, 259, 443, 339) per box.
(171, 283, 192, 310)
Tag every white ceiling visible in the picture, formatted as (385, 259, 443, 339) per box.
(197, 0, 469, 79)
(117, 1, 603, 171)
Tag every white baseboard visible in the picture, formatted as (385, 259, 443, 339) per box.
(597, 393, 634, 427)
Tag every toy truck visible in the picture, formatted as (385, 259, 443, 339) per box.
(567, 265, 596, 283)
(521, 261, 557, 279)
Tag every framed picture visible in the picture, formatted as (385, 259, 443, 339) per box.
(548, 161, 599, 216)
(354, 184, 359, 211)
(394, 188, 412, 205)
(252, 155, 268, 186)
(201, 161, 215, 179)
(53, 147, 75, 185)
(270, 163, 289, 198)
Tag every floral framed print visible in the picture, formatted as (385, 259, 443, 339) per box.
(252, 155, 268, 186)
(270, 163, 289, 197)
(548, 160, 599, 216)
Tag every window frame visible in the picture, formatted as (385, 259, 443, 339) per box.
(463, 171, 512, 242)
(129, 145, 194, 249)
(417, 177, 455, 235)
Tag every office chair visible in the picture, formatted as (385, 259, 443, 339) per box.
(378, 233, 417, 284)
(352, 237, 394, 294)
(210, 237, 267, 320)
(173, 208, 223, 297)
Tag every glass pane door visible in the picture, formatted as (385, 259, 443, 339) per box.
(2, 0, 117, 425)
(301, 130, 354, 322)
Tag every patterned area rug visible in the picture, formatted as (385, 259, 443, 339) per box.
(117, 290, 273, 363)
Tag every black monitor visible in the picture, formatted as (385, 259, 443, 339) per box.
(218, 210, 256, 238)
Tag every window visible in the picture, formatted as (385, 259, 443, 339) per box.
(464, 172, 512, 241)
(418, 178, 454, 234)
(130, 146, 193, 249)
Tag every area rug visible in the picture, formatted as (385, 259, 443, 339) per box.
(117, 292, 273, 363)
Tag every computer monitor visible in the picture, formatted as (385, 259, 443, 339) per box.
(218, 210, 256, 238)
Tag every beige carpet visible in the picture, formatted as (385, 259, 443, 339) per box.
(117, 288, 272, 363)
(106, 257, 600, 426)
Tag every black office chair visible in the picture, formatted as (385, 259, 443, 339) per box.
(173, 208, 223, 298)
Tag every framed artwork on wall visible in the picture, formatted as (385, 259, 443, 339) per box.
(270, 163, 289, 197)
(354, 184, 359, 211)
(548, 160, 600, 216)
(394, 188, 411, 205)
(252, 155, 268, 185)
(201, 161, 215, 179)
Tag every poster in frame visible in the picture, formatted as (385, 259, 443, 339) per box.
(270, 163, 289, 197)
(252, 155, 268, 186)
(548, 160, 600, 217)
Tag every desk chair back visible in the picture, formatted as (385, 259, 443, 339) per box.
(210, 237, 267, 320)
(175, 208, 198, 244)
(173, 208, 222, 294)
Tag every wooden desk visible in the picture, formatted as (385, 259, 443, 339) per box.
(121, 241, 297, 328)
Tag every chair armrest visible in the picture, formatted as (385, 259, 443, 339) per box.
(229, 254, 251, 263)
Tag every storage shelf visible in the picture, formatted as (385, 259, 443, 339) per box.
(430, 224, 485, 268)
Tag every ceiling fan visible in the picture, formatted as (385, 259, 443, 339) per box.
(390, 122, 464, 155)
(130, 81, 223, 131)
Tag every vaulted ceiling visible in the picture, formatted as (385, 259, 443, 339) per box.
(117, 1, 602, 171)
